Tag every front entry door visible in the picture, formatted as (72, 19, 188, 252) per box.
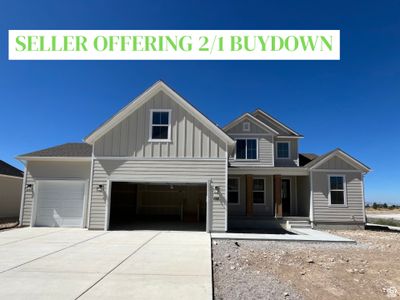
(282, 179, 291, 216)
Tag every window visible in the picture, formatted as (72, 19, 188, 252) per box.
(253, 178, 265, 204)
(277, 142, 290, 158)
(236, 139, 257, 160)
(329, 175, 346, 205)
(228, 178, 240, 204)
(150, 110, 171, 141)
(243, 122, 250, 132)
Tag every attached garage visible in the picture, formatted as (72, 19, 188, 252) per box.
(34, 180, 87, 227)
(108, 182, 207, 231)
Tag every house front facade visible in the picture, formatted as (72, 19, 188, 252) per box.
(17, 81, 370, 232)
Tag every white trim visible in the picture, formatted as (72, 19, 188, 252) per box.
(327, 174, 348, 207)
(242, 121, 250, 132)
(148, 109, 172, 142)
(105, 179, 111, 230)
(86, 149, 95, 229)
(223, 113, 279, 135)
(85, 81, 235, 146)
(252, 177, 266, 205)
(309, 170, 314, 224)
(276, 141, 290, 159)
(224, 146, 228, 231)
(16, 156, 91, 162)
(252, 109, 301, 136)
(93, 156, 226, 161)
(227, 176, 240, 205)
(18, 164, 28, 226)
(361, 173, 366, 223)
(228, 167, 309, 176)
(234, 138, 258, 160)
(276, 136, 304, 139)
(312, 169, 363, 173)
(207, 179, 212, 233)
(0, 174, 23, 180)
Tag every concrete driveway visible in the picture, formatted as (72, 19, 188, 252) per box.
(0, 228, 212, 300)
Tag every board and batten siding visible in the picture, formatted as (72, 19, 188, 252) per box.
(21, 161, 91, 226)
(94, 91, 226, 159)
(312, 171, 364, 223)
(89, 159, 227, 231)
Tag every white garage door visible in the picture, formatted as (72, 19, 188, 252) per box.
(35, 180, 86, 227)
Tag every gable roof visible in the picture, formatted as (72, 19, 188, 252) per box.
(299, 153, 318, 166)
(223, 112, 279, 135)
(17, 143, 92, 160)
(252, 109, 302, 137)
(305, 148, 371, 173)
(84, 81, 235, 146)
(0, 160, 23, 177)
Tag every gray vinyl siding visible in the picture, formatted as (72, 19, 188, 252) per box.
(89, 159, 227, 231)
(21, 161, 91, 226)
(94, 91, 226, 159)
(228, 175, 273, 216)
(228, 135, 274, 167)
(226, 119, 270, 135)
(317, 156, 357, 170)
(312, 171, 364, 223)
(274, 139, 298, 167)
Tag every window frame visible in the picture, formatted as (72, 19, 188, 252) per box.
(252, 177, 266, 205)
(234, 138, 258, 160)
(276, 141, 290, 159)
(328, 174, 347, 207)
(149, 109, 172, 142)
(228, 177, 240, 205)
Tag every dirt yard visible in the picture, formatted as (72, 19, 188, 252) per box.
(213, 230, 400, 299)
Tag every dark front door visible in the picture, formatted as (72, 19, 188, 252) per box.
(282, 179, 291, 216)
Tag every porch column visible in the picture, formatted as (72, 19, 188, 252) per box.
(274, 175, 282, 218)
(246, 175, 253, 216)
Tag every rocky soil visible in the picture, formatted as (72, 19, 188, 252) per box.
(213, 230, 400, 299)
(0, 218, 18, 230)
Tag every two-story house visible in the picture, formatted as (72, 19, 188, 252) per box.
(17, 81, 370, 232)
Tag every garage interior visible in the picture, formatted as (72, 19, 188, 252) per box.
(109, 182, 207, 231)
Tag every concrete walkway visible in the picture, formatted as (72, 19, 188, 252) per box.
(0, 228, 212, 300)
(212, 228, 355, 243)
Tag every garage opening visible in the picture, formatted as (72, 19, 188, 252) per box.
(109, 182, 207, 231)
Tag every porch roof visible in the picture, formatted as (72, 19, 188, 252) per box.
(228, 166, 309, 176)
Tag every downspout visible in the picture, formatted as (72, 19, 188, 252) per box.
(18, 161, 28, 226)
(309, 169, 314, 227)
(86, 145, 95, 229)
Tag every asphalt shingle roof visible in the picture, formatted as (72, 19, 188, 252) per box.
(0, 160, 23, 177)
(299, 153, 319, 166)
(19, 143, 92, 158)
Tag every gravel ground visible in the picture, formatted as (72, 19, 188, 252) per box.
(213, 230, 400, 299)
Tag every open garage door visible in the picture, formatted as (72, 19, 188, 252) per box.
(109, 182, 207, 231)
(35, 180, 86, 227)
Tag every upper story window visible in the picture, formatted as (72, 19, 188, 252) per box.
(277, 142, 290, 159)
(228, 178, 240, 204)
(328, 175, 347, 206)
(243, 122, 250, 132)
(150, 110, 171, 141)
(236, 139, 257, 160)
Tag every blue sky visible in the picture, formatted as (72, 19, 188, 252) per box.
(1, 0, 399, 204)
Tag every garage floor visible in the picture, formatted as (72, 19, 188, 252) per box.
(0, 228, 212, 300)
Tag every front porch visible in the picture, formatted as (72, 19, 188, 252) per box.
(227, 172, 311, 231)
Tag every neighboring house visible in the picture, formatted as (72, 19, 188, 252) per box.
(0, 160, 23, 218)
(16, 81, 370, 231)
